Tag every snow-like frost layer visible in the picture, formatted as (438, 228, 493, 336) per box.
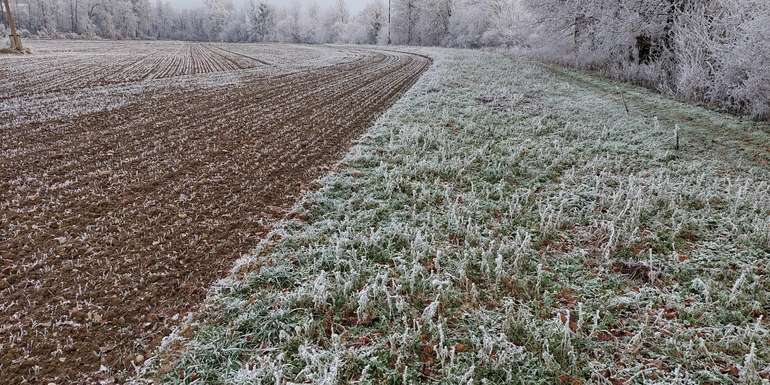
(135, 47, 769, 385)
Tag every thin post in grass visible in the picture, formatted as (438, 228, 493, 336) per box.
(675, 124, 680, 151)
(620, 91, 629, 116)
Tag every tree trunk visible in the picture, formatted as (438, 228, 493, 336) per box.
(2, 0, 22, 50)
(574, 14, 585, 47)
(636, 34, 653, 64)
(75, 0, 79, 33)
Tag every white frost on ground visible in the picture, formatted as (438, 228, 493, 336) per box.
(135, 48, 769, 384)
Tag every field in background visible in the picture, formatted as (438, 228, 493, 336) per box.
(135, 47, 769, 385)
(0, 40, 371, 127)
(0, 40, 429, 384)
(0, 40, 368, 94)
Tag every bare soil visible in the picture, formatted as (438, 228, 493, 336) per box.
(0, 41, 429, 384)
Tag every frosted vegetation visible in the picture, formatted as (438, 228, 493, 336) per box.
(526, 0, 770, 120)
(135, 48, 770, 384)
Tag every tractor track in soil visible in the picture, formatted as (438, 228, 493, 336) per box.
(0, 42, 430, 384)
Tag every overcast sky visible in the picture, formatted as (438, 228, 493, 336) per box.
(167, 0, 369, 13)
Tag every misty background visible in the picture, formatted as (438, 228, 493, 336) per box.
(2, 0, 769, 119)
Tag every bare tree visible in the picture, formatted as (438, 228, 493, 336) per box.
(247, 0, 273, 42)
(392, 0, 419, 44)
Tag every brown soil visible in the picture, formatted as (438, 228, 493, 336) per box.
(0, 43, 429, 384)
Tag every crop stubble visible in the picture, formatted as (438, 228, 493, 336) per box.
(0, 41, 430, 384)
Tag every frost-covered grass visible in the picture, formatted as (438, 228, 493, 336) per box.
(136, 48, 769, 385)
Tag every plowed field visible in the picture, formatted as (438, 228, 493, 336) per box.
(0, 40, 429, 384)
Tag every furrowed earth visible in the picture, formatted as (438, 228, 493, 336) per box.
(0, 40, 430, 384)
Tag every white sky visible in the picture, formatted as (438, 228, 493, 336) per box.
(168, 0, 368, 13)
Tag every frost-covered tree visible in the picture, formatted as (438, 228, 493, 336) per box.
(275, 2, 302, 42)
(523, 0, 770, 119)
(672, 0, 770, 118)
(480, 0, 529, 46)
(316, 0, 348, 42)
(151, 0, 174, 38)
(362, 0, 385, 44)
(221, 6, 247, 41)
(301, 1, 320, 42)
(246, 0, 272, 42)
(132, 0, 150, 36)
(417, 0, 452, 46)
(203, 0, 230, 40)
(337, 0, 384, 44)
(391, 0, 420, 44)
(446, 0, 528, 47)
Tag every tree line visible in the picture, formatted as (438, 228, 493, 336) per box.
(2, 0, 768, 118)
(0, 0, 530, 46)
(527, 0, 770, 119)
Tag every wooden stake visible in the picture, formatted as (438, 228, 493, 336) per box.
(675, 124, 680, 151)
(620, 91, 629, 115)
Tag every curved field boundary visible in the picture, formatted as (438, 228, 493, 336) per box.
(135, 47, 770, 385)
(0, 44, 430, 385)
